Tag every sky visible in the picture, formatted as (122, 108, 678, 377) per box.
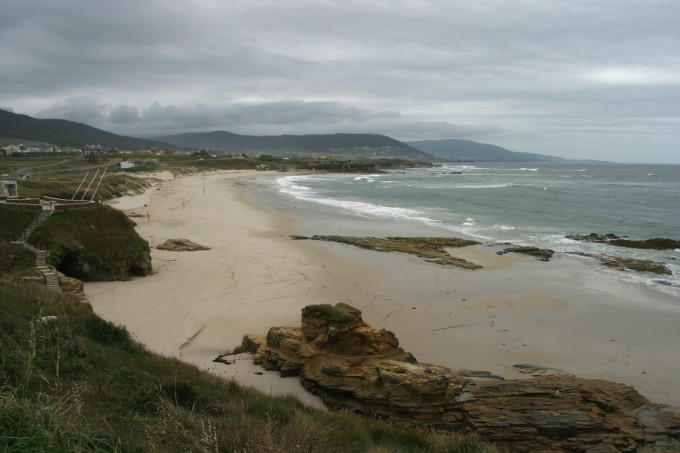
(1, 0, 679, 163)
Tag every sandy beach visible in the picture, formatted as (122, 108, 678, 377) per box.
(87, 171, 680, 408)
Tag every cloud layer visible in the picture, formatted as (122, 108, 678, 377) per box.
(1, 0, 679, 162)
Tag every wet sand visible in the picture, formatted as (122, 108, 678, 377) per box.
(87, 171, 680, 408)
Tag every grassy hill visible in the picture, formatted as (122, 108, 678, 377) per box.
(159, 131, 434, 161)
(406, 139, 565, 162)
(29, 205, 152, 281)
(0, 279, 495, 452)
(0, 109, 174, 150)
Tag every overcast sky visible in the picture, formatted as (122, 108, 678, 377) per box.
(1, 0, 679, 163)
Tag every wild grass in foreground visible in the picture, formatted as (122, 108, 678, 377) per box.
(0, 279, 496, 453)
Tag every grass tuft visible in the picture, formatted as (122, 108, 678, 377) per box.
(0, 276, 496, 452)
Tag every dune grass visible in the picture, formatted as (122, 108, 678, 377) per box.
(0, 279, 495, 453)
(0, 205, 38, 242)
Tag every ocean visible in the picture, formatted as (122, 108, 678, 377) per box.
(272, 162, 680, 297)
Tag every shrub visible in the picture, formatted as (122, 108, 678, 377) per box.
(83, 316, 130, 345)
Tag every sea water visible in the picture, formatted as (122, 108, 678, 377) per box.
(275, 162, 680, 296)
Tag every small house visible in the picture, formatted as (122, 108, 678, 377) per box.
(120, 161, 135, 169)
(1, 180, 18, 197)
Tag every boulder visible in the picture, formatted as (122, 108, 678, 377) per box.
(57, 271, 84, 293)
(231, 303, 680, 452)
(156, 238, 211, 251)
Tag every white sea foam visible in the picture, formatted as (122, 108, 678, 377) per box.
(275, 167, 680, 298)
(421, 183, 512, 190)
(440, 165, 487, 171)
(353, 174, 382, 182)
(459, 184, 512, 189)
(277, 176, 435, 224)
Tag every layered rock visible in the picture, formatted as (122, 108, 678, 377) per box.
(291, 236, 481, 269)
(570, 252, 671, 275)
(567, 233, 680, 250)
(233, 303, 680, 452)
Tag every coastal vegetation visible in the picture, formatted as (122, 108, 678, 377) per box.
(1, 151, 427, 203)
(15, 174, 154, 200)
(29, 205, 151, 281)
(0, 243, 38, 278)
(0, 205, 37, 241)
(0, 279, 496, 452)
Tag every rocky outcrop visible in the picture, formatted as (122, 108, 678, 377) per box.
(567, 233, 680, 250)
(55, 248, 152, 281)
(232, 303, 680, 452)
(57, 271, 83, 293)
(291, 236, 481, 269)
(57, 271, 86, 298)
(156, 238, 211, 251)
(498, 246, 554, 261)
(571, 252, 671, 275)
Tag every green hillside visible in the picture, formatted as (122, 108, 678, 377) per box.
(0, 109, 173, 150)
(159, 131, 434, 161)
(407, 139, 565, 162)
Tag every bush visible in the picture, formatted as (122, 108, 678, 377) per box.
(83, 316, 130, 345)
(259, 154, 281, 162)
(0, 391, 117, 452)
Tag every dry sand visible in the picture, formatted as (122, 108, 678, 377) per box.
(87, 171, 680, 408)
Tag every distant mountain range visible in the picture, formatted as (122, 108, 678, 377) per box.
(406, 139, 565, 162)
(0, 109, 172, 150)
(156, 131, 432, 161)
(2, 109, 579, 163)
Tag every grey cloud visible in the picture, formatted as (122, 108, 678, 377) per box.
(104, 101, 402, 135)
(110, 104, 140, 124)
(1, 0, 679, 162)
(228, 101, 400, 126)
(37, 97, 106, 123)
